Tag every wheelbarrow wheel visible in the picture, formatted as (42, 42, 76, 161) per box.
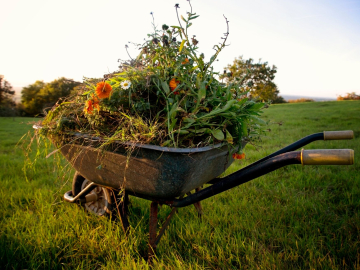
(72, 172, 113, 217)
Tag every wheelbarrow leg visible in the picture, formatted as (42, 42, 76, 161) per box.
(148, 202, 178, 261)
(193, 187, 203, 217)
(187, 187, 203, 217)
(113, 192, 130, 234)
(148, 202, 158, 261)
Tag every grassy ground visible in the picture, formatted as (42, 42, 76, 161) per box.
(0, 101, 359, 269)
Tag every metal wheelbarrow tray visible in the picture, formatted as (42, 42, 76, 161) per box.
(59, 139, 241, 200)
(42, 128, 355, 259)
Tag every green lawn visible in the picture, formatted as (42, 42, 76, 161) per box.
(1, 101, 359, 269)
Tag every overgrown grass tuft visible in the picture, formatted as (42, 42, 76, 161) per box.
(1, 101, 359, 269)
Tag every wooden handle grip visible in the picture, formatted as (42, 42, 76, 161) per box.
(301, 149, 354, 165)
(323, 130, 354, 140)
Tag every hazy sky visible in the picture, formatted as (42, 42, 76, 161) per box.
(1, 0, 359, 98)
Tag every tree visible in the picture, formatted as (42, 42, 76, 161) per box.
(21, 80, 46, 116)
(0, 76, 16, 116)
(337, 92, 360, 101)
(37, 77, 81, 110)
(21, 77, 81, 116)
(220, 56, 284, 103)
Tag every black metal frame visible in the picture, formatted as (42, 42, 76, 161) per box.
(165, 132, 326, 207)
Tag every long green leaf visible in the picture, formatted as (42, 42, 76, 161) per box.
(161, 81, 170, 95)
(249, 103, 265, 111)
(174, 129, 189, 134)
(179, 40, 186, 53)
(249, 115, 266, 125)
(211, 129, 224, 141)
(225, 129, 233, 144)
(198, 81, 206, 101)
(189, 15, 200, 20)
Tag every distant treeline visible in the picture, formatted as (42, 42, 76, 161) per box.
(337, 92, 360, 101)
(288, 98, 315, 103)
(0, 77, 81, 116)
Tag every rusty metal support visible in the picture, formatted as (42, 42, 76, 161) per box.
(155, 207, 177, 246)
(148, 201, 158, 260)
(147, 202, 178, 260)
(187, 189, 203, 217)
(193, 187, 203, 217)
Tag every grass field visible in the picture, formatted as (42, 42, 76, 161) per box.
(0, 100, 359, 269)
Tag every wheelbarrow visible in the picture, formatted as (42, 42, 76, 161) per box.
(36, 126, 355, 259)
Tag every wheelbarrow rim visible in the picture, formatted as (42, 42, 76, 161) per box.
(33, 124, 241, 153)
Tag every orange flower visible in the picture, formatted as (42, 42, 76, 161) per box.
(232, 153, 245, 160)
(92, 95, 100, 111)
(84, 100, 93, 114)
(169, 78, 180, 95)
(84, 95, 100, 114)
(181, 58, 189, 65)
(95, 81, 112, 99)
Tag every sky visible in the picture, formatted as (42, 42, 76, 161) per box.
(1, 0, 360, 99)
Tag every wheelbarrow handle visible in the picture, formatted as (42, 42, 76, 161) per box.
(169, 149, 355, 208)
(301, 149, 354, 165)
(207, 130, 354, 186)
(323, 130, 354, 140)
(247, 130, 354, 165)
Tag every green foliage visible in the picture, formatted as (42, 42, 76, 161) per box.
(221, 56, 284, 103)
(272, 95, 287, 104)
(20, 80, 46, 115)
(0, 78, 16, 116)
(21, 78, 80, 116)
(40, 4, 266, 150)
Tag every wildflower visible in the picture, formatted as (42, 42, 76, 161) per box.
(121, 80, 132, 90)
(232, 153, 245, 160)
(92, 95, 100, 110)
(191, 36, 198, 46)
(95, 81, 112, 99)
(169, 78, 180, 94)
(84, 100, 93, 114)
(181, 58, 189, 65)
(84, 95, 100, 114)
